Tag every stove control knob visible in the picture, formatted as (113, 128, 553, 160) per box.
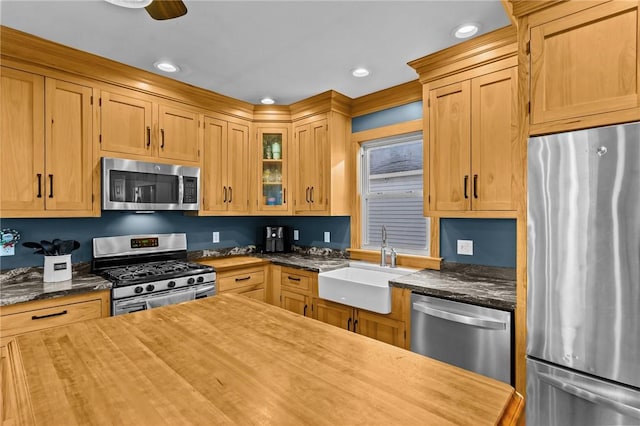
(197, 276, 204, 283)
(146, 284, 155, 292)
(188, 277, 195, 285)
(134, 286, 144, 294)
(168, 281, 176, 288)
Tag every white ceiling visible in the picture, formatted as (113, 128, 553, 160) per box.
(1, 0, 510, 105)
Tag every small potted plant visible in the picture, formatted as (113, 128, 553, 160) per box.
(22, 239, 80, 282)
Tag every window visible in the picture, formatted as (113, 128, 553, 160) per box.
(360, 132, 430, 255)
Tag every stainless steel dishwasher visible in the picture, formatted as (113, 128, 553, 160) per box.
(410, 293, 513, 384)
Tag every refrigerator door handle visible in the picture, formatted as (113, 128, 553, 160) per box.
(538, 372, 640, 419)
(412, 302, 506, 330)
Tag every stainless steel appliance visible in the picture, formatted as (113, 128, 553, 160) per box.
(410, 294, 512, 384)
(92, 233, 215, 316)
(101, 157, 200, 211)
(264, 226, 290, 253)
(527, 121, 640, 425)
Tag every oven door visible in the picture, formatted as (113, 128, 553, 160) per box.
(112, 284, 215, 316)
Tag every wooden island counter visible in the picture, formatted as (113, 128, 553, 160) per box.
(3, 294, 522, 425)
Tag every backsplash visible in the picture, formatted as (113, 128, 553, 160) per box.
(1, 213, 350, 270)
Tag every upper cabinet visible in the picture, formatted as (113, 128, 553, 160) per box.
(99, 88, 201, 165)
(410, 27, 519, 218)
(200, 113, 251, 215)
(516, 0, 640, 134)
(0, 66, 97, 218)
(254, 125, 291, 214)
(290, 92, 352, 216)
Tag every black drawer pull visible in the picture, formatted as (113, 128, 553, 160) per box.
(37, 173, 42, 198)
(287, 276, 301, 281)
(32, 310, 68, 320)
(146, 126, 151, 147)
(235, 276, 251, 282)
(347, 318, 352, 331)
(353, 319, 358, 333)
(49, 174, 54, 198)
(160, 128, 165, 148)
(463, 175, 469, 199)
(303, 304, 308, 316)
(473, 174, 478, 199)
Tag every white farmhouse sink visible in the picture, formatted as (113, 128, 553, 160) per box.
(318, 261, 418, 314)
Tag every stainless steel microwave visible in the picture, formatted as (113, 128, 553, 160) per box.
(101, 157, 200, 211)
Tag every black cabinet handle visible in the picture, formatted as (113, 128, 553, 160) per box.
(228, 187, 233, 203)
(305, 187, 310, 203)
(160, 128, 165, 148)
(283, 188, 287, 204)
(347, 318, 352, 331)
(303, 304, 308, 317)
(32, 310, 67, 320)
(287, 276, 301, 282)
(353, 319, 358, 333)
(463, 175, 469, 199)
(310, 186, 314, 203)
(37, 173, 42, 198)
(223, 186, 227, 203)
(49, 174, 54, 198)
(473, 174, 478, 199)
(235, 276, 251, 282)
(146, 126, 151, 147)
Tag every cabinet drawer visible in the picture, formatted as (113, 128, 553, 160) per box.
(218, 268, 265, 293)
(0, 299, 103, 339)
(281, 272, 311, 292)
(240, 288, 265, 302)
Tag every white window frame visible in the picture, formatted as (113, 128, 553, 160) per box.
(359, 131, 429, 255)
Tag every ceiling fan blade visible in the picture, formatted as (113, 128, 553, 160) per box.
(145, 0, 187, 20)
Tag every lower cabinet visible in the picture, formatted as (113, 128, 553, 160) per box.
(279, 267, 314, 318)
(0, 290, 110, 347)
(313, 297, 407, 349)
(217, 265, 266, 302)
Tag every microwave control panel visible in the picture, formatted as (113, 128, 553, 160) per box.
(183, 177, 198, 204)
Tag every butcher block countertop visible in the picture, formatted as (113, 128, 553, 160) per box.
(4, 294, 523, 425)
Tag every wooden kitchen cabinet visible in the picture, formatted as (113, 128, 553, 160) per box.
(0, 66, 97, 218)
(100, 88, 201, 164)
(313, 287, 410, 349)
(526, 0, 640, 134)
(427, 67, 518, 216)
(217, 266, 267, 302)
(254, 125, 291, 214)
(290, 92, 351, 216)
(200, 113, 251, 214)
(280, 267, 314, 318)
(0, 290, 110, 347)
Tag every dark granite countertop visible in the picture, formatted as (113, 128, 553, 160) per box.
(0, 263, 112, 307)
(390, 263, 516, 311)
(255, 253, 350, 273)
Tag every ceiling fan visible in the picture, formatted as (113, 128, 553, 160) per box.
(105, 0, 187, 21)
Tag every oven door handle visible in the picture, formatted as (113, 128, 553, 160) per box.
(195, 284, 216, 297)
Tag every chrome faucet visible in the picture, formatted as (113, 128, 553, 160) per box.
(380, 225, 388, 267)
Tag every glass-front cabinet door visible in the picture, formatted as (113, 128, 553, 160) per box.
(256, 126, 290, 214)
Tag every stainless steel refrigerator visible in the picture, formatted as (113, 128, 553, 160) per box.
(527, 121, 640, 425)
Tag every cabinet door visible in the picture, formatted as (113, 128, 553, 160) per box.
(428, 81, 471, 212)
(313, 298, 353, 330)
(202, 117, 228, 212)
(294, 119, 328, 213)
(100, 91, 153, 156)
(226, 121, 250, 213)
(256, 127, 289, 213)
(0, 67, 45, 212)
(158, 104, 200, 163)
(530, 1, 640, 125)
(293, 123, 311, 213)
(471, 67, 518, 211)
(355, 310, 406, 349)
(281, 290, 310, 317)
(44, 79, 94, 212)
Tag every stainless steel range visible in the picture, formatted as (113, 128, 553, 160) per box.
(92, 233, 216, 316)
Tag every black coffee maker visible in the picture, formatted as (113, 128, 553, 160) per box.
(264, 226, 290, 253)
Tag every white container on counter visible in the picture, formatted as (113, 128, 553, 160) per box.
(43, 254, 72, 282)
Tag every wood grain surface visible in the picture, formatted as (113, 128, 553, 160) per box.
(196, 256, 269, 272)
(5, 294, 523, 425)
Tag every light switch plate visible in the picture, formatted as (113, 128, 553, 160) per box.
(293, 229, 299, 241)
(457, 239, 473, 256)
(324, 231, 331, 243)
(212, 232, 220, 243)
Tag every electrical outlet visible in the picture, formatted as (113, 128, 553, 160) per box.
(324, 231, 331, 243)
(212, 232, 220, 243)
(457, 239, 473, 256)
(293, 229, 299, 241)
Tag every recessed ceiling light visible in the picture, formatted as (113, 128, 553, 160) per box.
(260, 97, 275, 105)
(154, 61, 180, 73)
(104, 0, 153, 9)
(352, 68, 370, 78)
(454, 23, 479, 39)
